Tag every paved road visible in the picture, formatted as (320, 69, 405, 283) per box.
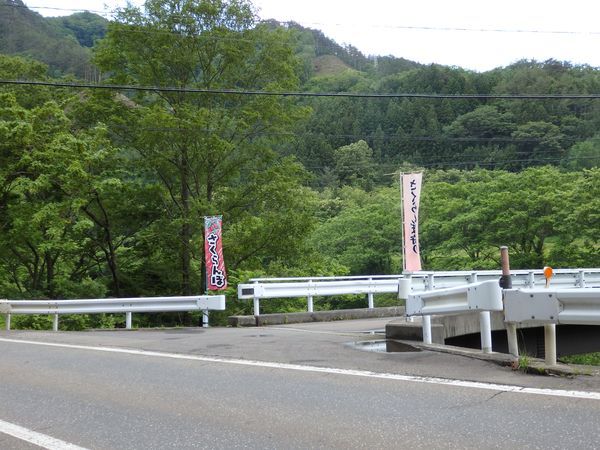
(1, 318, 599, 449)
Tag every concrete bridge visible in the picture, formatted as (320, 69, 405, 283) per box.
(386, 311, 600, 359)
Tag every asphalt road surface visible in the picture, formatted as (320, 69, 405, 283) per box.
(1, 319, 599, 449)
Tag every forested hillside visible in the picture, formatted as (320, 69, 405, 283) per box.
(0, 0, 105, 77)
(0, 0, 598, 329)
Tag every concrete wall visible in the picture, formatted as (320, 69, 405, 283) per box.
(229, 306, 405, 327)
(387, 313, 600, 357)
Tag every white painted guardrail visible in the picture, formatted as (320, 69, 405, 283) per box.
(406, 280, 503, 316)
(503, 288, 600, 365)
(405, 280, 503, 353)
(238, 269, 599, 316)
(504, 288, 600, 325)
(0, 295, 226, 331)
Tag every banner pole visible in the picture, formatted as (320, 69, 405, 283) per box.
(202, 216, 209, 328)
(203, 216, 209, 295)
(399, 172, 406, 273)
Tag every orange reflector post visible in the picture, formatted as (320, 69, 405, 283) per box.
(544, 266, 554, 288)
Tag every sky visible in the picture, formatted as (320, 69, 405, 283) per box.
(23, 0, 600, 72)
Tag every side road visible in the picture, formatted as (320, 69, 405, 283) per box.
(1, 316, 599, 393)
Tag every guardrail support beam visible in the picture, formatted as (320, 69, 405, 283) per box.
(544, 324, 557, 366)
(5, 313, 10, 331)
(421, 274, 434, 343)
(202, 310, 209, 328)
(422, 315, 432, 344)
(307, 295, 314, 313)
(126, 312, 132, 329)
(253, 281, 260, 316)
(479, 311, 492, 353)
(578, 270, 586, 288)
(53, 314, 59, 332)
(253, 297, 260, 317)
(506, 323, 519, 358)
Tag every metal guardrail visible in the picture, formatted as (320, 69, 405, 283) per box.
(503, 287, 600, 366)
(406, 280, 503, 316)
(404, 282, 600, 364)
(238, 269, 600, 316)
(405, 280, 503, 353)
(1, 295, 226, 331)
(504, 288, 600, 326)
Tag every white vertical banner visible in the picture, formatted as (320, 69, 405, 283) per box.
(402, 173, 423, 272)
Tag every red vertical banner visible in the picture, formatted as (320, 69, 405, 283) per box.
(204, 216, 227, 291)
(402, 173, 423, 272)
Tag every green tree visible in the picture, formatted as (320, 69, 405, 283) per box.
(564, 137, 600, 169)
(332, 140, 376, 190)
(549, 168, 600, 267)
(511, 121, 565, 165)
(310, 186, 401, 274)
(94, 0, 312, 294)
(0, 96, 106, 298)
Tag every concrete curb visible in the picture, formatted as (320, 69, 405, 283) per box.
(228, 306, 405, 327)
(404, 340, 590, 377)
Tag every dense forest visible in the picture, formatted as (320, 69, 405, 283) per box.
(0, 0, 598, 328)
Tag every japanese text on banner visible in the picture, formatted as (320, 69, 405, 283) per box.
(204, 216, 228, 291)
(402, 173, 422, 272)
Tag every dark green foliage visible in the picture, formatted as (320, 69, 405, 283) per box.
(46, 12, 108, 47)
(420, 167, 599, 270)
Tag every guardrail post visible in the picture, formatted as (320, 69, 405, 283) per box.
(470, 271, 493, 353)
(125, 312, 132, 329)
(544, 324, 557, 365)
(53, 314, 59, 332)
(422, 273, 434, 344)
(506, 323, 519, 358)
(307, 279, 314, 313)
(527, 271, 535, 288)
(5, 313, 10, 331)
(399, 275, 413, 322)
(202, 310, 209, 328)
(578, 270, 586, 288)
(500, 246, 518, 359)
(367, 278, 374, 309)
(479, 312, 492, 353)
(253, 281, 260, 316)
(422, 315, 432, 344)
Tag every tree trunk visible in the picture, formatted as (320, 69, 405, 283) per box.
(181, 146, 192, 296)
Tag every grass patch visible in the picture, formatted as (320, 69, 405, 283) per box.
(560, 353, 600, 366)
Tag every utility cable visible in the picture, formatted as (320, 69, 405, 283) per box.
(3, 79, 600, 99)
(9, 4, 600, 36)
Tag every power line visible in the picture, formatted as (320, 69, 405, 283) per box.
(283, 20, 600, 37)
(10, 4, 600, 37)
(3, 79, 600, 99)
(2, 3, 113, 16)
(108, 125, 594, 146)
(301, 155, 600, 169)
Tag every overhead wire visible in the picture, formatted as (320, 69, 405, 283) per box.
(3, 79, 600, 99)
(106, 124, 596, 147)
(10, 3, 600, 36)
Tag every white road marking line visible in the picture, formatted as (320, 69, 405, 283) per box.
(1, 337, 599, 401)
(0, 418, 88, 450)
